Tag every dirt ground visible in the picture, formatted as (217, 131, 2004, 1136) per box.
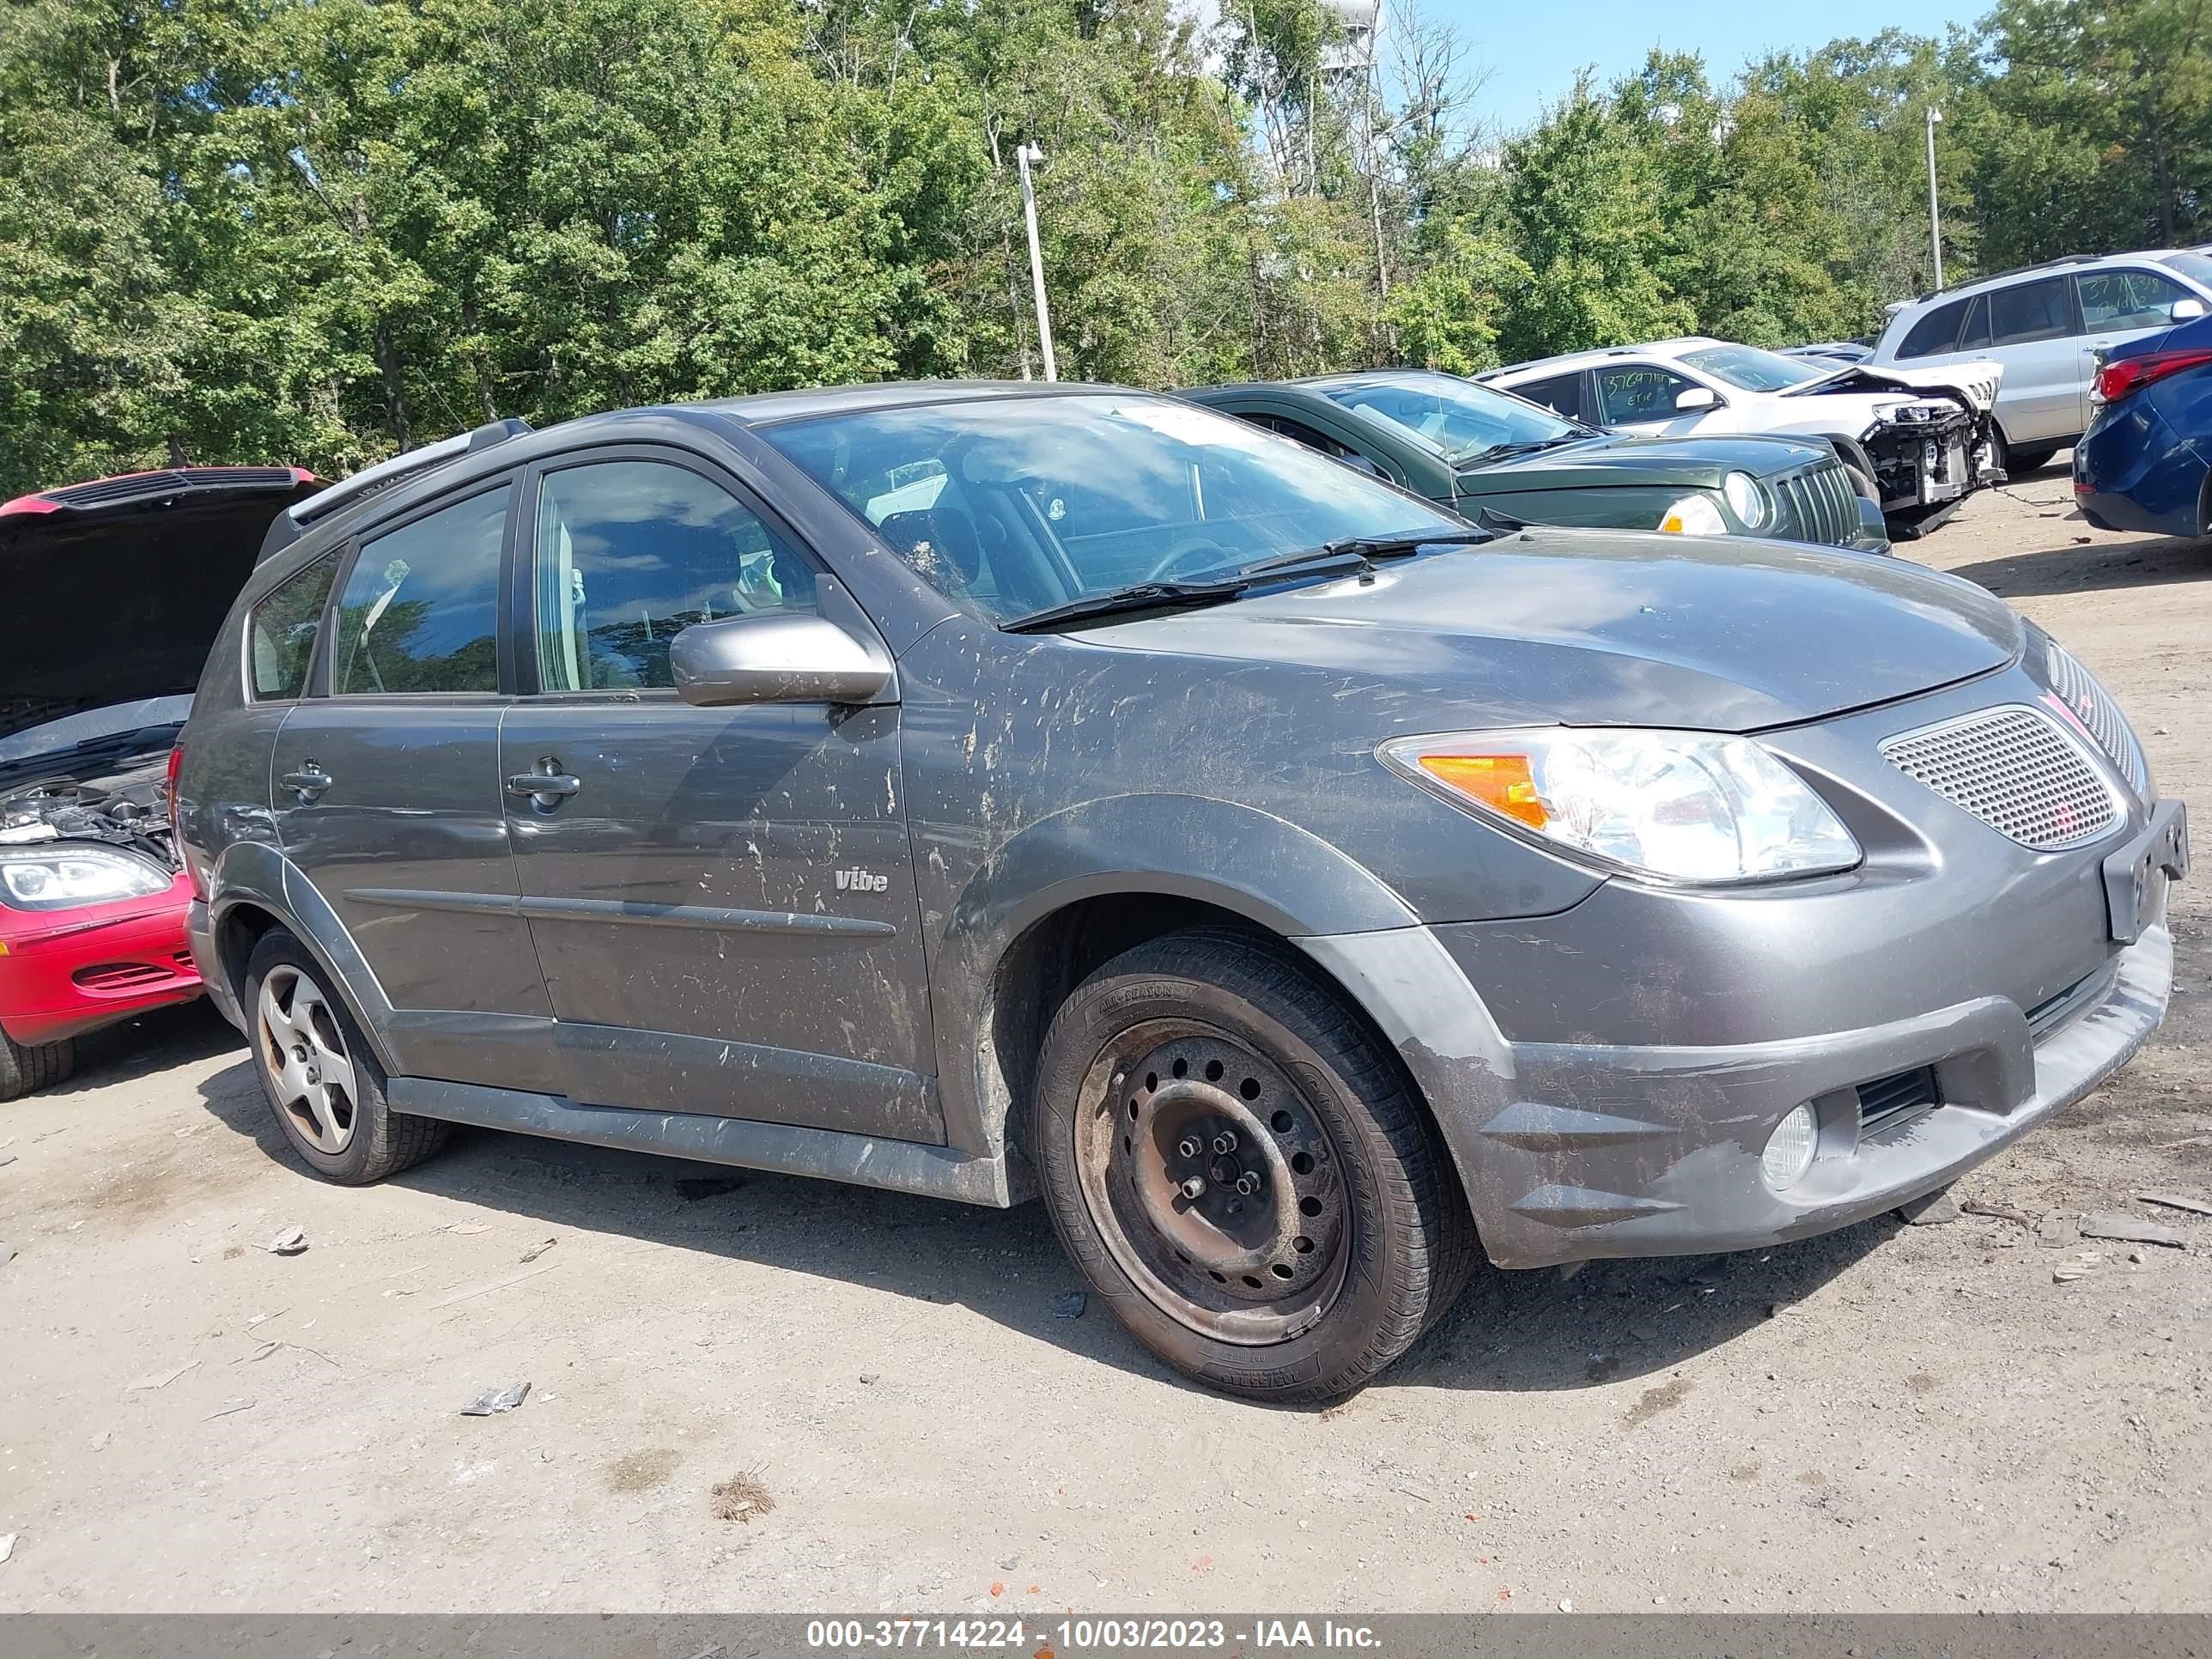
(2, 461, 2209, 1614)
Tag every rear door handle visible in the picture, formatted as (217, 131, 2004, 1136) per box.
(280, 763, 332, 801)
(506, 770, 582, 802)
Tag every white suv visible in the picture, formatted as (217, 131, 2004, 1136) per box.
(1872, 250, 2212, 472)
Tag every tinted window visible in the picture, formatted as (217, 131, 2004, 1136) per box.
(532, 459, 817, 693)
(1986, 277, 2075, 346)
(1594, 363, 1698, 424)
(763, 395, 1462, 624)
(331, 488, 508, 696)
(2077, 268, 2194, 331)
(1321, 371, 1580, 465)
(1957, 295, 1990, 351)
(1262, 416, 1350, 458)
(1897, 298, 1968, 360)
(247, 553, 338, 701)
(1507, 372, 1588, 422)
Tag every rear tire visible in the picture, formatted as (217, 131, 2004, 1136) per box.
(1029, 930, 1476, 1403)
(244, 929, 446, 1184)
(0, 1031, 76, 1102)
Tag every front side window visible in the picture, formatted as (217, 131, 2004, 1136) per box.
(1320, 372, 1583, 466)
(762, 394, 1462, 624)
(1986, 277, 2075, 346)
(1678, 343, 1827, 391)
(330, 488, 508, 696)
(532, 459, 817, 693)
(1594, 363, 1699, 424)
(247, 553, 338, 701)
(2077, 268, 2194, 331)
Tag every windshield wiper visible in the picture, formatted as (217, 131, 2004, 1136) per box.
(1002, 531, 1492, 634)
(1455, 432, 1592, 466)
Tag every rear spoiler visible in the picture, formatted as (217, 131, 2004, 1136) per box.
(256, 417, 531, 562)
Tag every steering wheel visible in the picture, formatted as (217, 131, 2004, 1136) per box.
(1140, 536, 1237, 583)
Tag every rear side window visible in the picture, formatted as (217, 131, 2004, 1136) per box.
(1986, 277, 2075, 346)
(246, 553, 338, 701)
(1896, 298, 1968, 360)
(331, 487, 509, 696)
(1510, 373, 1589, 422)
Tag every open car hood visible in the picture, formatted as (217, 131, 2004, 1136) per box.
(1785, 359, 2004, 414)
(0, 468, 323, 743)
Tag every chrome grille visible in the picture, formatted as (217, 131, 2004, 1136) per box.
(2042, 644, 2148, 793)
(1774, 459, 1859, 547)
(1880, 705, 2121, 850)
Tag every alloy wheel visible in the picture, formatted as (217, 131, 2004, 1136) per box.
(257, 966, 359, 1155)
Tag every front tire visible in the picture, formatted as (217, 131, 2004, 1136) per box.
(0, 1031, 76, 1102)
(1030, 931, 1475, 1403)
(244, 929, 446, 1183)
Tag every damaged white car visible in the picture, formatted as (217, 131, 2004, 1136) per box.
(1481, 337, 2004, 538)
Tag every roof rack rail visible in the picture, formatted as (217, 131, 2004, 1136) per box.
(290, 416, 532, 528)
(1911, 252, 2103, 304)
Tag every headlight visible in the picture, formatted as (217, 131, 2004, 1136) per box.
(1657, 494, 1729, 536)
(1722, 471, 1768, 529)
(0, 847, 172, 911)
(1380, 727, 1863, 884)
(2040, 635, 2150, 794)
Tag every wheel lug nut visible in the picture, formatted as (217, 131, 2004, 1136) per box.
(1178, 1176, 1206, 1200)
(1177, 1136, 1202, 1159)
(1212, 1131, 1237, 1154)
(1236, 1171, 1261, 1196)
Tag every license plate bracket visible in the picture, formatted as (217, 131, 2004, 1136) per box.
(2103, 798, 2189, 944)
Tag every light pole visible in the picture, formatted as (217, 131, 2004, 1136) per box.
(1924, 106, 1945, 289)
(1016, 143, 1058, 383)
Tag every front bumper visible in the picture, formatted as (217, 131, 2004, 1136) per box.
(0, 875, 201, 1046)
(1309, 713, 2187, 1269)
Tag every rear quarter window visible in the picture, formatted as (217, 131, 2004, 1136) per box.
(246, 553, 339, 701)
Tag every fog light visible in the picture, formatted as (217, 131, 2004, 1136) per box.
(1761, 1103, 1820, 1192)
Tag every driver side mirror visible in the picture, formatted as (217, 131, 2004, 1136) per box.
(1674, 386, 1721, 412)
(2172, 297, 2209, 323)
(671, 611, 893, 708)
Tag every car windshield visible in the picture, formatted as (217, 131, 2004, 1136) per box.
(762, 393, 1465, 625)
(1678, 344, 1831, 391)
(1317, 372, 1583, 465)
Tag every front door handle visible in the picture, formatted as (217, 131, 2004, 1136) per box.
(506, 765, 582, 805)
(280, 763, 332, 801)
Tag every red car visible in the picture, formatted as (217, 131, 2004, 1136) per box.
(0, 465, 324, 1097)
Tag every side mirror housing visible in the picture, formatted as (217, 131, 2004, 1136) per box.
(1674, 386, 1721, 412)
(671, 611, 893, 708)
(2171, 297, 2209, 323)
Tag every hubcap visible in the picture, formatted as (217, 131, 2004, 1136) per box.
(1073, 1022, 1350, 1346)
(257, 967, 359, 1155)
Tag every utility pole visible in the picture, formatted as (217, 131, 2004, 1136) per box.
(1016, 143, 1057, 383)
(1924, 106, 1945, 289)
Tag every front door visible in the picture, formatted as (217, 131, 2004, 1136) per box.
(498, 450, 939, 1144)
(271, 480, 555, 1091)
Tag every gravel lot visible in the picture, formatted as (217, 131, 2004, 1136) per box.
(2, 461, 2208, 1613)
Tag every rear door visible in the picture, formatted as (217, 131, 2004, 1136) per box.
(1980, 276, 2083, 442)
(270, 478, 554, 1091)
(497, 447, 939, 1142)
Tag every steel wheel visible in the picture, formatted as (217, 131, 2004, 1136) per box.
(1073, 1019, 1351, 1346)
(256, 964, 359, 1155)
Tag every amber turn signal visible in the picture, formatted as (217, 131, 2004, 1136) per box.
(1416, 754, 1548, 829)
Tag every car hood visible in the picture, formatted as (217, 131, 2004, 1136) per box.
(1070, 526, 2020, 732)
(1789, 359, 2003, 415)
(1458, 431, 1826, 492)
(0, 469, 321, 743)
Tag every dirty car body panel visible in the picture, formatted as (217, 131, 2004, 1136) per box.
(179, 384, 2181, 1302)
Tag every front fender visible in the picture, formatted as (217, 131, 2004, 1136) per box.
(928, 793, 1424, 1158)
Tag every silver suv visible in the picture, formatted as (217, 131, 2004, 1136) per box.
(1872, 250, 2212, 471)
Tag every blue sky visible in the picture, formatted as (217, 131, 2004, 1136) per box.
(1425, 0, 1990, 134)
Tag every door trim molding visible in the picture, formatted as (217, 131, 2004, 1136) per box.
(343, 886, 896, 938)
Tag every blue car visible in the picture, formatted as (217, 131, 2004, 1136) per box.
(2075, 311, 2212, 536)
